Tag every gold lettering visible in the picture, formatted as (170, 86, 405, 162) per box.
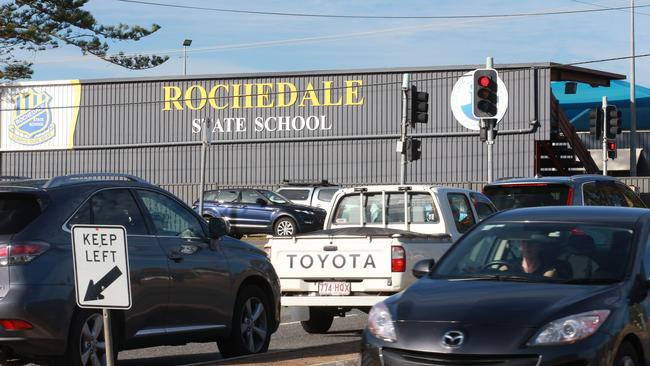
(323, 81, 342, 106)
(184, 85, 207, 110)
(163, 86, 183, 111)
(256, 83, 274, 108)
(231, 84, 242, 109)
(208, 85, 228, 110)
(345, 80, 364, 106)
(277, 82, 297, 107)
(300, 82, 321, 107)
(244, 84, 254, 108)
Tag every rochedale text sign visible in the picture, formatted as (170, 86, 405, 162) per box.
(71, 225, 131, 310)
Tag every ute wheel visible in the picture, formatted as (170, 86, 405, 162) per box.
(274, 217, 297, 236)
(217, 286, 271, 358)
(301, 308, 334, 334)
(57, 309, 117, 366)
(614, 342, 640, 366)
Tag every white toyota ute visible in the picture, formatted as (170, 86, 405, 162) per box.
(265, 184, 496, 333)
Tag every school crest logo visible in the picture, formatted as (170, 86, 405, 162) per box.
(9, 89, 56, 145)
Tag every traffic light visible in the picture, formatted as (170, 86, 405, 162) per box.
(405, 137, 421, 162)
(409, 86, 429, 126)
(607, 139, 617, 159)
(472, 68, 498, 118)
(605, 105, 622, 139)
(589, 108, 603, 137)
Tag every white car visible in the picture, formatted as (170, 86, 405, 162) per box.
(275, 180, 340, 215)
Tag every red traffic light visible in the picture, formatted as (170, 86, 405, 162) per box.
(608, 142, 617, 150)
(478, 76, 492, 87)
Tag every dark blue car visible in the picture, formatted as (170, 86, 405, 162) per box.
(194, 189, 327, 238)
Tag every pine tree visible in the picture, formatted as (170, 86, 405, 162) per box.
(0, 0, 168, 80)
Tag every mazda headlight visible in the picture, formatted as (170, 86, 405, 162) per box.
(295, 209, 315, 215)
(528, 310, 610, 346)
(367, 301, 396, 342)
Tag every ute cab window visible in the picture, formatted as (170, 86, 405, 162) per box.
(333, 191, 438, 226)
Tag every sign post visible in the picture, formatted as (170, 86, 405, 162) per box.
(71, 225, 131, 366)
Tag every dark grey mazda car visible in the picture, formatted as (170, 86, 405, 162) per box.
(362, 206, 650, 366)
(0, 174, 280, 365)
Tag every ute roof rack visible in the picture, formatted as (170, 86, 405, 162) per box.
(43, 173, 149, 189)
(280, 179, 336, 187)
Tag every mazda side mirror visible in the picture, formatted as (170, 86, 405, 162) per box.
(255, 198, 267, 206)
(208, 217, 228, 239)
(412, 259, 436, 279)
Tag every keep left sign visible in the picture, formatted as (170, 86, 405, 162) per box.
(71, 225, 131, 309)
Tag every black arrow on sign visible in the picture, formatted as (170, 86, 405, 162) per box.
(84, 266, 123, 302)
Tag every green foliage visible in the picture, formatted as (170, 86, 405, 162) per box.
(0, 0, 169, 81)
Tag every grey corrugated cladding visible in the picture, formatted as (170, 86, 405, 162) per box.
(1, 64, 550, 203)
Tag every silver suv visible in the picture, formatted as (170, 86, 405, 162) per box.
(275, 180, 340, 215)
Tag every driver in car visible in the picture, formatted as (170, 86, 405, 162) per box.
(508, 240, 571, 278)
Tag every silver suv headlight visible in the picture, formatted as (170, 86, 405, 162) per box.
(528, 310, 610, 346)
(367, 301, 397, 342)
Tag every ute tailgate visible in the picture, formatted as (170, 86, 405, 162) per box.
(271, 234, 391, 279)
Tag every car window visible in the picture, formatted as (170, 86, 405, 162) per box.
(470, 192, 497, 220)
(317, 188, 338, 202)
(241, 190, 267, 204)
(205, 190, 239, 203)
(364, 193, 384, 224)
(333, 194, 361, 224)
(261, 190, 290, 204)
(617, 184, 646, 208)
(435, 222, 634, 283)
(447, 193, 476, 233)
(68, 189, 148, 235)
(137, 190, 205, 239)
(409, 193, 438, 223)
(385, 193, 405, 223)
(583, 182, 610, 206)
(0, 193, 44, 235)
(586, 182, 639, 207)
(474, 202, 495, 220)
(332, 192, 437, 225)
(277, 189, 310, 201)
(483, 184, 570, 210)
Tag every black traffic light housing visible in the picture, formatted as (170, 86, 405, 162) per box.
(607, 139, 617, 159)
(409, 85, 429, 126)
(472, 68, 498, 118)
(605, 105, 622, 139)
(589, 108, 603, 137)
(405, 137, 421, 162)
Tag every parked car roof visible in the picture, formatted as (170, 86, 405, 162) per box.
(487, 175, 618, 186)
(489, 205, 650, 225)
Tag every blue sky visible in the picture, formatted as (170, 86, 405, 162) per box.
(17, 0, 650, 85)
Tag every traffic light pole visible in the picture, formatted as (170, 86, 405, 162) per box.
(485, 57, 495, 183)
(602, 96, 608, 176)
(400, 73, 409, 185)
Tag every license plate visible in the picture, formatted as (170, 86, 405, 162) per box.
(318, 281, 351, 296)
